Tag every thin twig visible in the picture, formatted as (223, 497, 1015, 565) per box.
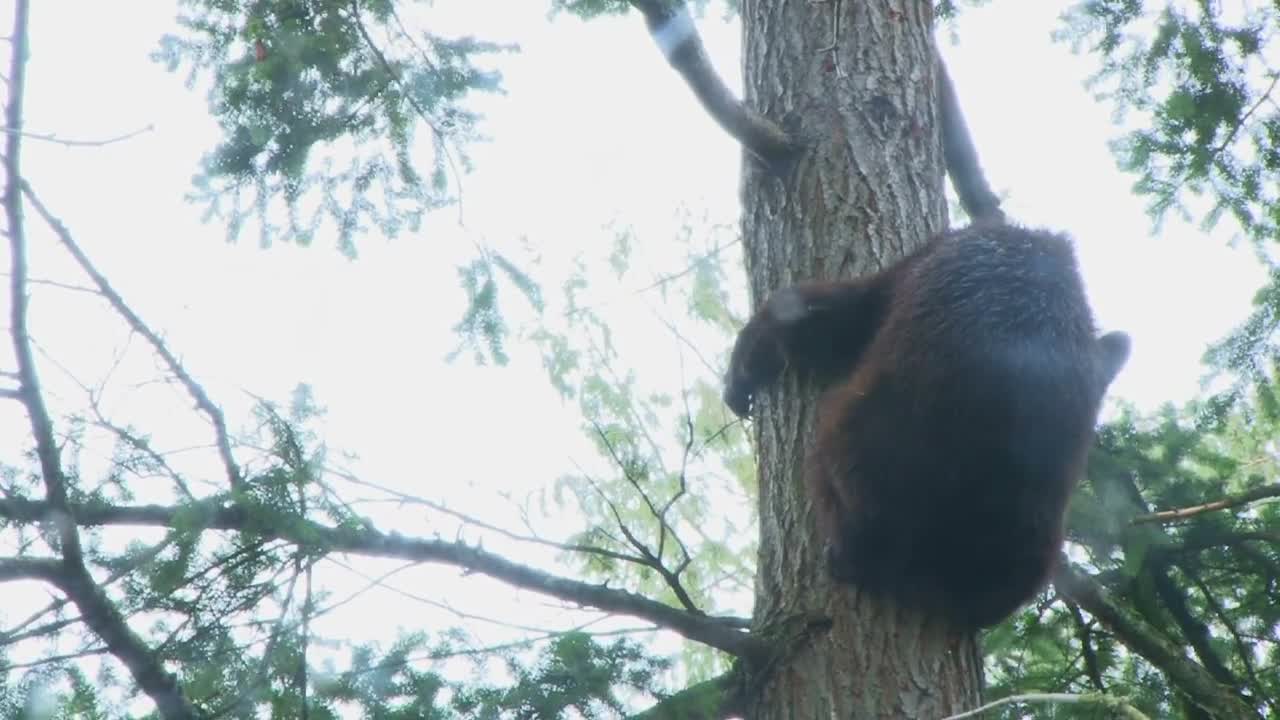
(0, 122, 153, 148)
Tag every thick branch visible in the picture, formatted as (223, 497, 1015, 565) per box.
(0, 556, 200, 719)
(1053, 561, 1262, 720)
(20, 181, 244, 491)
(3, 0, 84, 571)
(630, 0, 797, 171)
(1132, 483, 1280, 524)
(935, 54, 1003, 223)
(0, 555, 62, 582)
(629, 668, 742, 720)
(1, 45, 188, 708)
(0, 497, 761, 658)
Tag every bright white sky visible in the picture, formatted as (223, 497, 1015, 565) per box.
(0, 0, 1269, 710)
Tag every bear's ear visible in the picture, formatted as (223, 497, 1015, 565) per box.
(1097, 331, 1131, 387)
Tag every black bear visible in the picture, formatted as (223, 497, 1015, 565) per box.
(724, 222, 1130, 629)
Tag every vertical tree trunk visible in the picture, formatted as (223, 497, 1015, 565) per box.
(739, 0, 983, 716)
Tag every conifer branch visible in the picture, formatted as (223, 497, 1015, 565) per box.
(0, 497, 763, 658)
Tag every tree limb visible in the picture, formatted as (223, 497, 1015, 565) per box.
(20, 180, 245, 492)
(0, 497, 762, 658)
(935, 53, 1003, 223)
(0, 556, 201, 719)
(630, 0, 797, 172)
(4, 0, 86, 570)
(628, 2, 1002, 221)
(1053, 561, 1262, 720)
(2, 31, 196, 709)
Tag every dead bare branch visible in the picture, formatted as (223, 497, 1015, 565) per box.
(935, 53, 1003, 223)
(20, 180, 245, 492)
(328, 464, 648, 567)
(3, 0, 87, 572)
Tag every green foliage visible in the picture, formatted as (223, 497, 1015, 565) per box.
(449, 251, 546, 366)
(986, 392, 1280, 718)
(523, 217, 752, 683)
(1059, 1, 1279, 244)
(453, 632, 671, 719)
(550, 0, 632, 19)
(9, 0, 1280, 717)
(153, 0, 514, 255)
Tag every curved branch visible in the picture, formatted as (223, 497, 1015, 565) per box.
(0, 497, 762, 658)
(630, 0, 797, 172)
(935, 53, 1003, 223)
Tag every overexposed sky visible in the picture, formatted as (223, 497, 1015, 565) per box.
(0, 0, 1268, 709)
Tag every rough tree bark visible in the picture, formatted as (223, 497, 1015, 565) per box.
(739, 0, 983, 716)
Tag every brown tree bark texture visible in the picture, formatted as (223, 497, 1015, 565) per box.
(739, 0, 982, 717)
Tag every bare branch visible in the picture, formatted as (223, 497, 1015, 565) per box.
(0, 122, 154, 147)
(1132, 483, 1280, 524)
(0, 497, 762, 657)
(935, 53, 1003, 223)
(0, 272, 99, 295)
(630, 0, 796, 172)
(591, 421, 701, 614)
(20, 180, 245, 491)
(329, 464, 648, 567)
(4, 0, 85, 573)
(1053, 561, 1262, 720)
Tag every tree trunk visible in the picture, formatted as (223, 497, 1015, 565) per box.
(739, 0, 983, 716)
